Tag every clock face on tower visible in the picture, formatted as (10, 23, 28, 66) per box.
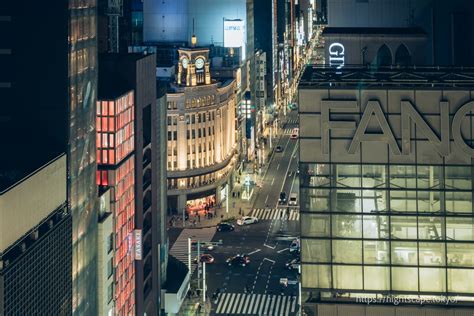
(182, 57, 189, 69)
(195, 57, 205, 69)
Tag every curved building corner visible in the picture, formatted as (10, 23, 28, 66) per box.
(166, 47, 237, 214)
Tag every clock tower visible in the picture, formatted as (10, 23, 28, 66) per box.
(177, 47, 211, 87)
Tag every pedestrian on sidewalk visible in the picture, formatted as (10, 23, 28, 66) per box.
(198, 215, 200, 222)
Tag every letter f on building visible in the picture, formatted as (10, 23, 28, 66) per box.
(321, 100, 357, 154)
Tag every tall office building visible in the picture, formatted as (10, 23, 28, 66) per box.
(97, 87, 137, 315)
(298, 66, 474, 315)
(2, 1, 99, 314)
(99, 53, 167, 315)
(0, 155, 71, 315)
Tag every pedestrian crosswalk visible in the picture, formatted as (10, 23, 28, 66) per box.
(248, 208, 299, 221)
(214, 293, 298, 315)
(283, 128, 298, 135)
(285, 119, 298, 125)
(169, 227, 216, 272)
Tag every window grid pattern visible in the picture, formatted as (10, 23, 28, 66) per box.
(96, 91, 135, 166)
(2, 214, 72, 315)
(301, 163, 474, 296)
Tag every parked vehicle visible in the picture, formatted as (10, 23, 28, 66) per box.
(237, 216, 259, 226)
(216, 222, 235, 232)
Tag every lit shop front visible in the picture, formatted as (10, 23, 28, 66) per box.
(298, 66, 474, 314)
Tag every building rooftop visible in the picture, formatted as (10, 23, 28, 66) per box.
(164, 255, 189, 293)
(167, 78, 234, 94)
(98, 75, 132, 100)
(322, 27, 427, 36)
(299, 65, 474, 89)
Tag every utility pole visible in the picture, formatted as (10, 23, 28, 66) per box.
(226, 184, 229, 214)
(182, 208, 186, 228)
(188, 237, 192, 272)
(203, 262, 207, 303)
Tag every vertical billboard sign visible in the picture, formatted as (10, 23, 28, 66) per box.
(134, 229, 142, 260)
(224, 19, 246, 60)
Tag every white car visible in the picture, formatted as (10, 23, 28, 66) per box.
(289, 193, 298, 206)
(237, 216, 259, 226)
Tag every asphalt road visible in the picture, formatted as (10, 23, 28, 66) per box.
(198, 110, 301, 315)
(254, 110, 299, 210)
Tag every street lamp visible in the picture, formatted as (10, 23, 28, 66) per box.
(226, 184, 229, 214)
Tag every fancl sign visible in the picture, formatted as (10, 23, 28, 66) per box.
(321, 100, 474, 157)
(328, 43, 345, 70)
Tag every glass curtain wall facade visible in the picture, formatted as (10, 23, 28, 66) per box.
(301, 163, 474, 294)
(69, 0, 99, 314)
(298, 67, 474, 308)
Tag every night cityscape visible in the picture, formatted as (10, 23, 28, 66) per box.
(2, 0, 474, 315)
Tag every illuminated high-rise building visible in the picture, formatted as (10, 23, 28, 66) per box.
(2, 1, 99, 314)
(97, 88, 136, 315)
(298, 65, 474, 315)
(167, 47, 237, 214)
(99, 53, 167, 315)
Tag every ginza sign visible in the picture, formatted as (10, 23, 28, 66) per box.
(321, 100, 474, 157)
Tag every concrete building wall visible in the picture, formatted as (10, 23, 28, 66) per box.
(323, 34, 428, 66)
(0, 155, 66, 253)
(299, 88, 474, 165)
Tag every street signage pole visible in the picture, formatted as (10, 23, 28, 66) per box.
(188, 237, 192, 271)
(203, 261, 207, 303)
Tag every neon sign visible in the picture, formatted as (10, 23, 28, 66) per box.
(328, 43, 345, 70)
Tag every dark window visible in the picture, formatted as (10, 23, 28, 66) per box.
(374, 44, 392, 66)
(395, 44, 411, 66)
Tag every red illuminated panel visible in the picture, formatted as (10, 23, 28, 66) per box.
(96, 91, 136, 315)
(96, 91, 135, 167)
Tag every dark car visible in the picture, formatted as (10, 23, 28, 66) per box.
(275, 145, 283, 152)
(226, 254, 250, 266)
(278, 191, 287, 205)
(216, 222, 235, 232)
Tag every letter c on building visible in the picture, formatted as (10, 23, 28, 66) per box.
(452, 101, 474, 157)
(329, 43, 345, 57)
